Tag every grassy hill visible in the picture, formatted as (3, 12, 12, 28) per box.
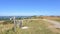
(0, 16, 60, 34)
(0, 19, 60, 34)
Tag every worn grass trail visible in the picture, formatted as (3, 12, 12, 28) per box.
(43, 19, 60, 28)
(43, 19, 60, 33)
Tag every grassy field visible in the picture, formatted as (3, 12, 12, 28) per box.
(0, 19, 60, 34)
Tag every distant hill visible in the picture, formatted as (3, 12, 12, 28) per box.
(0, 16, 32, 20)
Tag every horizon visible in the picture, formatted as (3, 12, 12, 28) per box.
(0, 0, 60, 16)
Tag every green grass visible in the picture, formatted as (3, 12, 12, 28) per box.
(0, 20, 59, 34)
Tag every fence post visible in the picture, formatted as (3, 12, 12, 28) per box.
(13, 16, 16, 32)
(19, 20, 22, 28)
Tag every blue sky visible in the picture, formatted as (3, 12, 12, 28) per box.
(0, 0, 60, 16)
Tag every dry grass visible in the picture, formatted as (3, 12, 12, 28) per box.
(0, 24, 14, 32)
(0, 19, 60, 34)
(42, 16, 60, 22)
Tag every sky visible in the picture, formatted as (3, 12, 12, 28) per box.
(0, 0, 60, 16)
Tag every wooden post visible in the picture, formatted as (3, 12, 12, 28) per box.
(13, 16, 16, 32)
(16, 20, 23, 28)
(19, 20, 22, 28)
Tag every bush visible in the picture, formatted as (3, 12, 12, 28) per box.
(2, 20, 13, 25)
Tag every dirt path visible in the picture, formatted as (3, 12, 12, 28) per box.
(43, 19, 60, 28)
(43, 19, 60, 33)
